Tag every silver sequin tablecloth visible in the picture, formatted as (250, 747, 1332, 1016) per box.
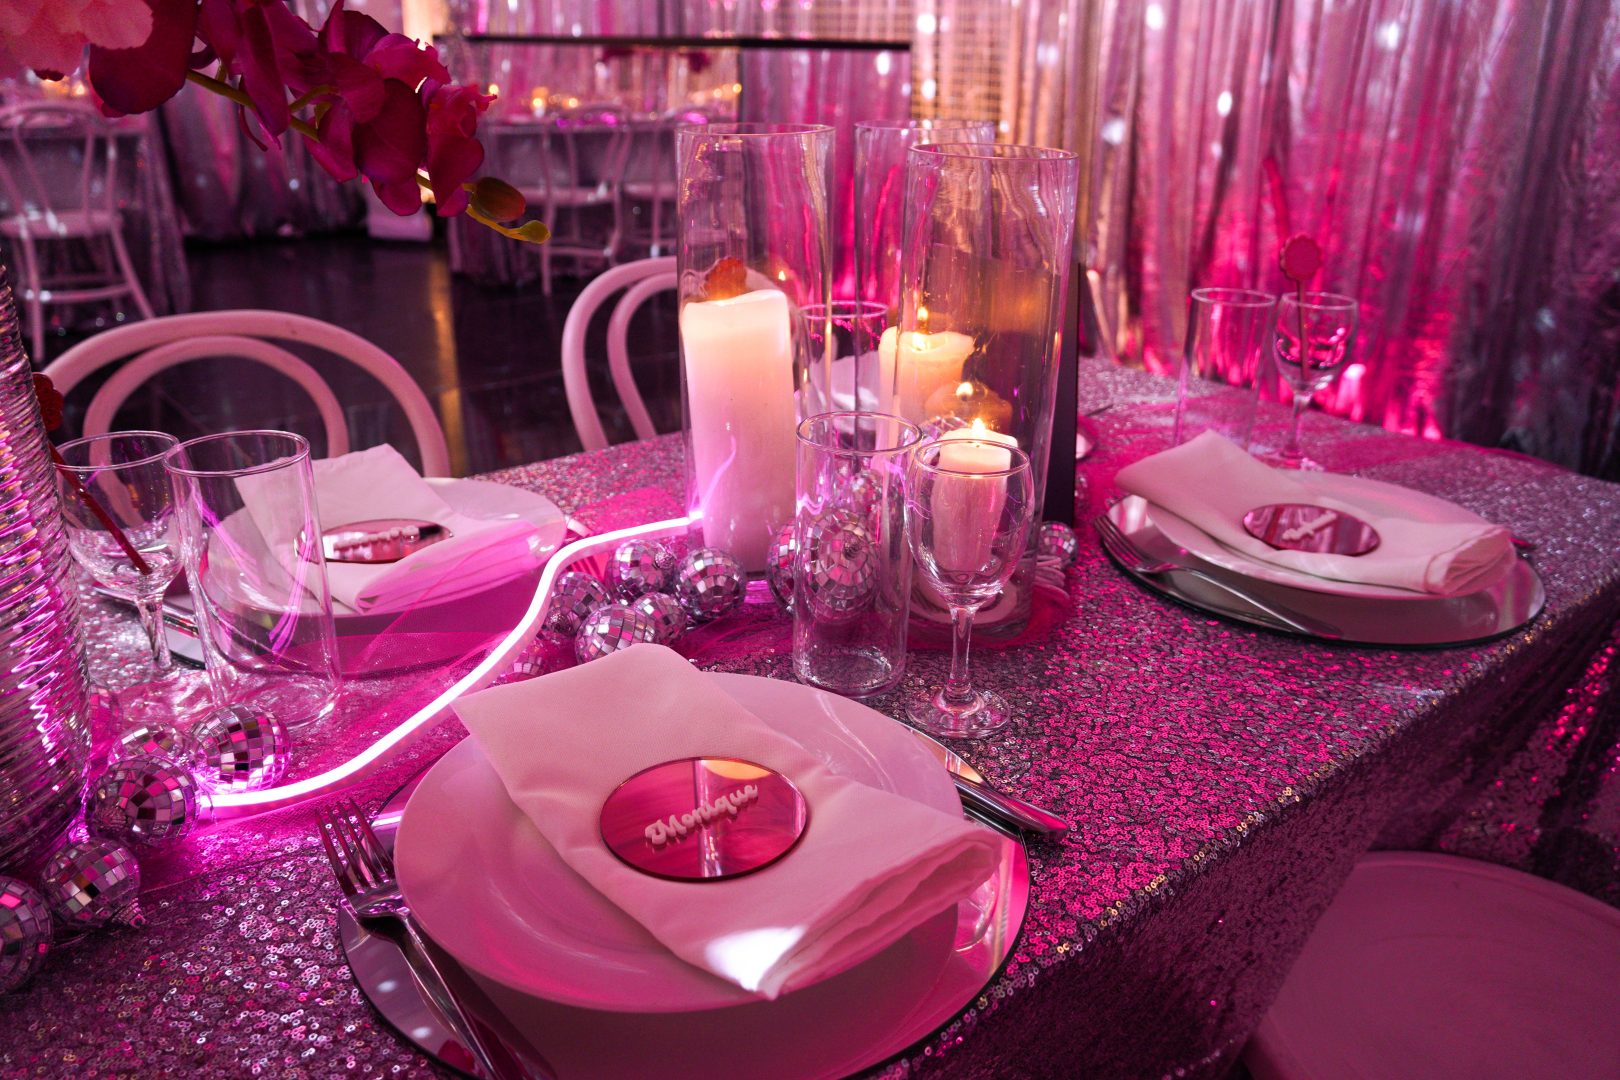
(4, 361, 1619, 1078)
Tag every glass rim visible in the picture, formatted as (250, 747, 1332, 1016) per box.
(53, 430, 178, 471)
(853, 117, 996, 132)
(909, 142, 1078, 163)
(1280, 291, 1358, 311)
(799, 299, 890, 317)
(163, 429, 311, 478)
(1190, 287, 1276, 307)
(796, 411, 922, 455)
(677, 122, 834, 139)
(913, 438, 1032, 479)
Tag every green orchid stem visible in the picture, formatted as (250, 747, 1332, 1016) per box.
(183, 70, 546, 245)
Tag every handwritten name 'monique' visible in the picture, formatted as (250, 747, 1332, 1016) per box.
(644, 784, 760, 847)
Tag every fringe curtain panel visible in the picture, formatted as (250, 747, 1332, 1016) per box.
(922, 0, 1620, 479)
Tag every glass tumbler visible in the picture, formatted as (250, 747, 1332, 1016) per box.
(800, 300, 891, 419)
(164, 431, 340, 730)
(1174, 288, 1277, 448)
(792, 412, 920, 698)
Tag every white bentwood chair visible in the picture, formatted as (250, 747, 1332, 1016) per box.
(559, 257, 676, 451)
(0, 102, 155, 361)
(43, 310, 452, 476)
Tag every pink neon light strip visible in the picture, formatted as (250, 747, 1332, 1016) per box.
(209, 515, 693, 817)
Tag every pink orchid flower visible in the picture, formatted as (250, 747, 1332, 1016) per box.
(0, 0, 152, 81)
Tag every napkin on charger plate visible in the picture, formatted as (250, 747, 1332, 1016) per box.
(1114, 432, 1514, 596)
(243, 444, 544, 614)
(454, 644, 1006, 1000)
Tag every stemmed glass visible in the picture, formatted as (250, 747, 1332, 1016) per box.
(54, 431, 192, 722)
(1270, 292, 1359, 470)
(904, 438, 1034, 738)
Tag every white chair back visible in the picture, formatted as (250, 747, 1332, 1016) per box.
(44, 310, 453, 475)
(0, 101, 116, 227)
(560, 257, 676, 451)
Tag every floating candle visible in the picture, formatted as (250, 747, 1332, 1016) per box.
(931, 424, 1017, 574)
(877, 326, 975, 421)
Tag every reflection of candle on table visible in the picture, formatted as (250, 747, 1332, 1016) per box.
(877, 325, 975, 421)
(680, 289, 797, 572)
(932, 424, 1018, 574)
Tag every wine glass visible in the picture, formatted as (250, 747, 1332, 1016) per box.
(904, 437, 1034, 738)
(1269, 291, 1359, 470)
(54, 431, 191, 722)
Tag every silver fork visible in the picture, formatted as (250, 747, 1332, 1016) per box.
(315, 801, 550, 1080)
(1093, 513, 1343, 639)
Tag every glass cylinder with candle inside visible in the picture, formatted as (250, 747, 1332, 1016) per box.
(676, 123, 833, 573)
(896, 143, 1079, 638)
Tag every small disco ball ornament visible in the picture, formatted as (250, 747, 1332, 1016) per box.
(630, 592, 687, 645)
(546, 571, 611, 636)
(1038, 521, 1080, 570)
(117, 723, 194, 765)
(39, 838, 141, 930)
(495, 631, 574, 684)
(605, 540, 676, 601)
(574, 604, 661, 663)
(801, 509, 877, 625)
(87, 755, 205, 846)
(674, 548, 747, 622)
(0, 877, 52, 994)
(766, 523, 797, 612)
(190, 705, 291, 793)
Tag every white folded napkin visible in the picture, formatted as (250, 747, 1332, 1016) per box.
(241, 445, 542, 614)
(1114, 432, 1513, 595)
(453, 644, 1004, 1000)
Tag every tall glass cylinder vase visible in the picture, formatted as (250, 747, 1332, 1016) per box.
(853, 118, 998, 323)
(676, 123, 832, 573)
(0, 266, 91, 873)
(897, 144, 1079, 638)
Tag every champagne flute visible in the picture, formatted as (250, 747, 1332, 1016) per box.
(54, 431, 190, 722)
(1270, 292, 1359, 470)
(904, 437, 1034, 738)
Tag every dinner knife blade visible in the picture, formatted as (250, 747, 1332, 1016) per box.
(910, 729, 1069, 837)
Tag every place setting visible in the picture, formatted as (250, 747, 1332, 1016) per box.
(5, 6, 1620, 1080)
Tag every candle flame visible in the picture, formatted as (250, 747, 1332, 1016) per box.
(776, 269, 788, 282)
(955, 381, 974, 399)
(916, 305, 930, 328)
(971, 418, 989, 433)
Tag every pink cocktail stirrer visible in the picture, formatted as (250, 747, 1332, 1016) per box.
(35, 373, 154, 577)
(1279, 234, 1323, 376)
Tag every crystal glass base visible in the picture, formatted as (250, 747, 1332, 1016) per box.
(906, 687, 1013, 739)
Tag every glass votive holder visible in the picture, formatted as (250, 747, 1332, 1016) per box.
(1174, 287, 1277, 448)
(800, 300, 892, 418)
(792, 412, 920, 698)
(164, 431, 341, 730)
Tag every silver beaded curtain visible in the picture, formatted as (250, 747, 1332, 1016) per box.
(925, 0, 1620, 479)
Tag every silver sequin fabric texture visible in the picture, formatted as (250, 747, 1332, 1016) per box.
(3, 360, 1618, 1079)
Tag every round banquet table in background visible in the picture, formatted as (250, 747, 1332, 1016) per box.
(3, 358, 1618, 1078)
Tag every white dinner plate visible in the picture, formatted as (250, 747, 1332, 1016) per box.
(1147, 471, 1510, 600)
(394, 672, 961, 1012)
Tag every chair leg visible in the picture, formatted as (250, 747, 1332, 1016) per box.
(108, 228, 156, 319)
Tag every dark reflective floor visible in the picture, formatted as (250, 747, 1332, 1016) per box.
(52, 232, 681, 476)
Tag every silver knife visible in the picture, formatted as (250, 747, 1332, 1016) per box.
(911, 729, 1069, 837)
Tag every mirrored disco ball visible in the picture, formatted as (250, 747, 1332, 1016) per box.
(39, 837, 141, 929)
(575, 604, 661, 663)
(800, 509, 877, 625)
(605, 540, 676, 600)
(674, 548, 746, 622)
(0, 877, 52, 993)
(1038, 521, 1079, 569)
(546, 571, 611, 636)
(87, 756, 204, 846)
(766, 523, 796, 611)
(190, 705, 291, 793)
(117, 723, 194, 765)
(630, 592, 687, 644)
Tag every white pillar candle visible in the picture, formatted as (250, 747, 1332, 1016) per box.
(680, 289, 798, 571)
(931, 425, 1018, 574)
(877, 326, 976, 421)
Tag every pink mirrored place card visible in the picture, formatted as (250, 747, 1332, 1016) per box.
(599, 757, 809, 881)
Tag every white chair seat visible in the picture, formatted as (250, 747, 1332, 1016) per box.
(1246, 852, 1620, 1080)
(1, 207, 121, 239)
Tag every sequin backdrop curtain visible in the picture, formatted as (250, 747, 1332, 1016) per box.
(931, 0, 1620, 479)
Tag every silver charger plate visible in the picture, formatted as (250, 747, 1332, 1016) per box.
(341, 772, 1030, 1079)
(1104, 495, 1546, 647)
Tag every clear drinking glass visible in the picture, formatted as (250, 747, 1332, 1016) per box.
(1268, 292, 1359, 470)
(792, 412, 920, 698)
(904, 437, 1034, 738)
(164, 431, 340, 730)
(54, 431, 194, 722)
(1174, 288, 1277, 447)
(675, 122, 833, 572)
(852, 118, 997, 318)
(800, 301, 891, 419)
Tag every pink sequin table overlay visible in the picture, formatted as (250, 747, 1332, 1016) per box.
(3, 359, 1619, 1079)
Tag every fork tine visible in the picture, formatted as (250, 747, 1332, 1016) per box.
(313, 806, 362, 901)
(329, 808, 380, 892)
(343, 799, 397, 880)
(1092, 514, 1137, 568)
